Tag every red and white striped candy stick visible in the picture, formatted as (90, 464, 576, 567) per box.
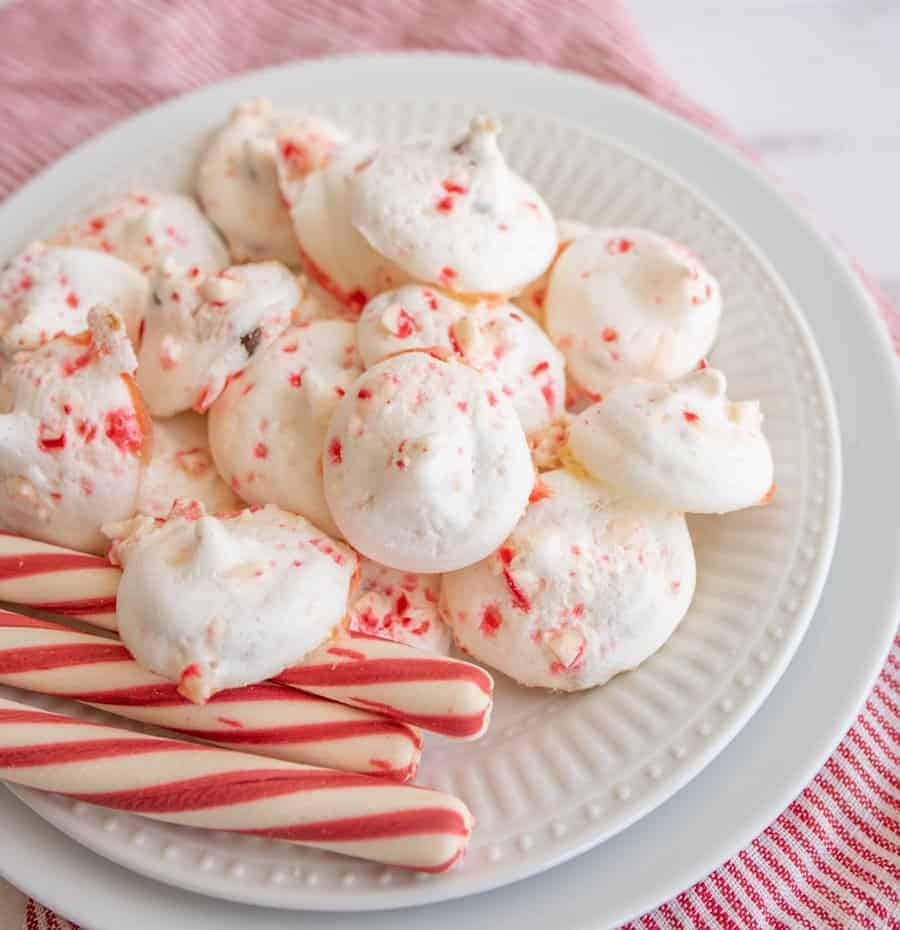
(0, 696, 472, 872)
(0, 609, 422, 779)
(0, 532, 119, 629)
(0, 533, 494, 739)
(276, 632, 494, 740)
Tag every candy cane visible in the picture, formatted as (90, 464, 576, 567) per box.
(276, 632, 493, 740)
(0, 533, 494, 739)
(0, 696, 472, 872)
(0, 533, 119, 629)
(0, 609, 421, 779)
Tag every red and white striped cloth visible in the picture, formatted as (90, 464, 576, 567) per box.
(0, 2, 898, 928)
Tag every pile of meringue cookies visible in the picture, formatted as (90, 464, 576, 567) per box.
(0, 99, 775, 708)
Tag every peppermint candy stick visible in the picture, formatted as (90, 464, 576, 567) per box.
(0, 696, 472, 872)
(0, 532, 119, 629)
(276, 632, 494, 740)
(0, 533, 494, 739)
(0, 610, 421, 779)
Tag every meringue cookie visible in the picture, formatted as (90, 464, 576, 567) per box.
(136, 260, 297, 417)
(442, 469, 696, 691)
(279, 142, 407, 317)
(350, 117, 557, 297)
(545, 228, 722, 395)
(0, 243, 148, 353)
(568, 368, 775, 513)
(52, 191, 228, 274)
(323, 351, 533, 573)
(137, 412, 241, 518)
(349, 558, 450, 655)
(514, 218, 592, 319)
(0, 309, 149, 554)
(357, 285, 565, 432)
(107, 502, 357, 703)
(196, 98, 348, 266)
(207, 321, 362, 537)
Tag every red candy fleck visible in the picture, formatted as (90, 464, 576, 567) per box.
(104, 408, 143, 453)
(281, 342, 299, 354)
(529, 479, 553, 504)
(480, 605, 502, 637)
(394, 308, 418, 339)
(328, 438, 342, 465)
(683, 410, 699, 423)
(486, 390, 498, 407)
(88, 217, 105, 232)
(253, 442, 269, 460)
(509, 312, 523, 322)
(335, 386, 346, 398)
(532, 288, 546, 309)
(395, 593, 410, 615)
(423, 290, 439, 311)
(358, 388, 372, 400)
(75, 419, 97, 443)
(541, 383, 556, 410)
(435, 195, 455, 213)
(37, 428, 66, 452)
(80, 477, 93, 497)
(606, 238, 633, 255)
(62, 403, 72, 415)
(347, 289, 368, 313)
(442, 180, 467, 194)
(456, 401, 468, 413)
(531, 360, 550, 376)
(601, 327, 618, 342)
(440, 266, 457, 282)
(288, 370, 304, 388)
(61, 348, 94, 377)
(65, 292, 79, 309)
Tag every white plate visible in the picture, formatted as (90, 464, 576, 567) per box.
(0, 53, 891, 927)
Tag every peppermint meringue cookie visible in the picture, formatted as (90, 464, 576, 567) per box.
(323, 351, 533, 573)
(568, 368, 775, 513)
(545, 228, 722, 395)
(514, 218, 592, 319)
(137, 260, 297, 417)
(196, 98, 348, 266)
(0, 309, 150, 554)
(137, 412, 241, 518)
(350, 117, 557, 297)
(357, 285, 565, 432)
(0, 243, 148, 353)
(208, 321, 362, 536)
(106, 502, 356, 703)
(52, 191, 228, 274)
(349, 558, 451, 655)
(279, 142, 407, 317)
(442, 469, 696, 691)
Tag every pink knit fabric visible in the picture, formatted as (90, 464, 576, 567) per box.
(1, 3, 898, 929)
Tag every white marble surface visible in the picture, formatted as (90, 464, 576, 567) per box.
(630, 0, 900, 307)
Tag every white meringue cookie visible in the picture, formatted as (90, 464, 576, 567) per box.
(107, 502, 356, 703)
(279, 142, 407, 317)
(0, 309, 149, 554)
(0, 243, 148, 353)
(196, 98, 348, 266)
(545, 228, 721, 395)
(442, 469, 696, 691)
(136, 261, 297, 417)
(349, 558, 450, 655)
(357, 285, 565, 432)
(137, 412, 241, 518)
(350, 117, 557, 297)
(207, 321, 362, 537)
(568, 368, 775, 513)
(514, 218, 592, 319)
(52, 191, 228, 274)
(323, 351, 534, 573)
